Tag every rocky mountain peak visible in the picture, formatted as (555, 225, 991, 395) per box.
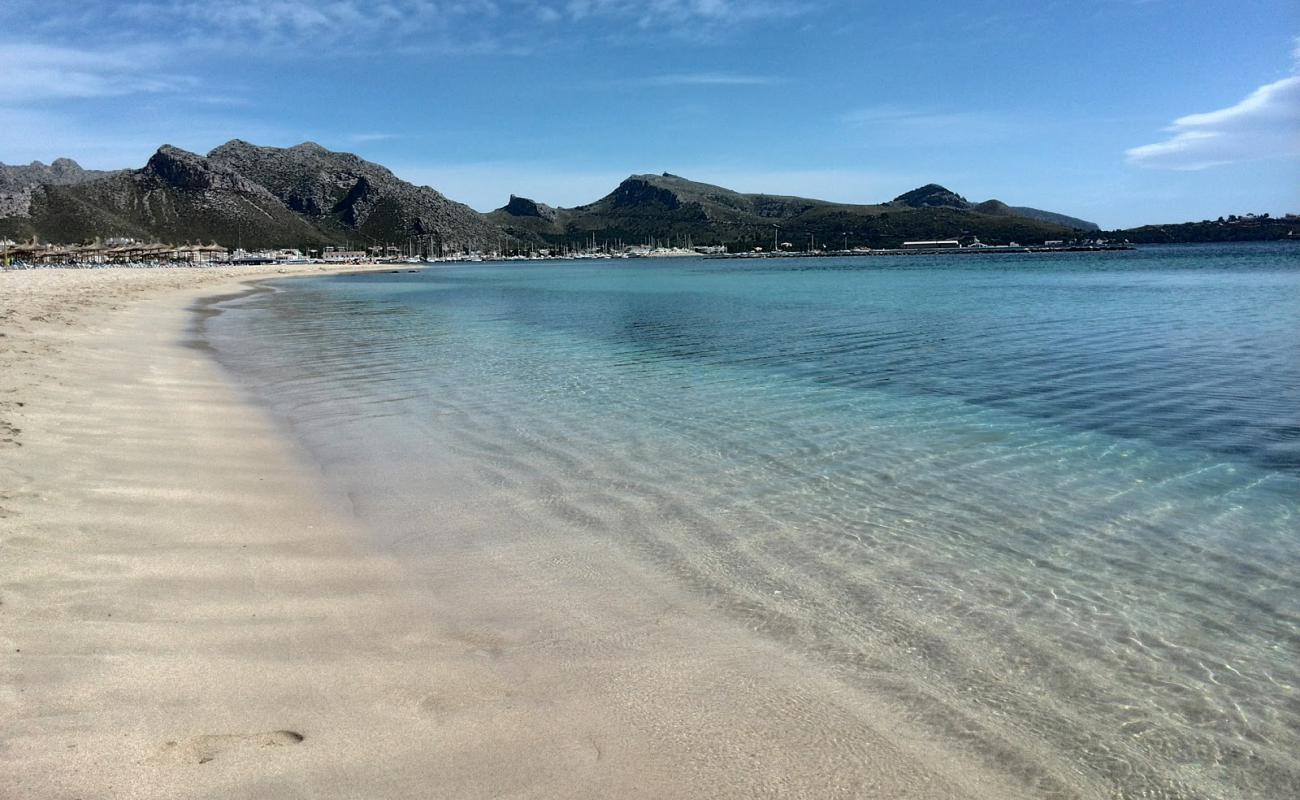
(611, 176, 682, 210)
(144, 145, 268, 195)
(209, 139, 256, 157)
(143, 145, 205, 183)
(501, 195, 557, 220)
(49, 158, 83, 174)
(891, 184, 971, 209)
(206, 140, 500, 243)
(1, 156, 116, 219)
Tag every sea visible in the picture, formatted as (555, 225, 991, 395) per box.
(204, 243, 1299, 799)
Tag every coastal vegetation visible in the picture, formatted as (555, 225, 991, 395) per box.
(1105, 213, 1298, 243)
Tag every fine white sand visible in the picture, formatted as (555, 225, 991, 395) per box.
(0, 266, 1024, 799)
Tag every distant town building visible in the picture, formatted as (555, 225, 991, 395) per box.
(322, 250, 367, 262)
(902, 240, 960, 249)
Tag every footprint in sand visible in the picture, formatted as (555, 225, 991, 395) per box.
(161, 730, 304, 765)
(0, 419, 20, 447)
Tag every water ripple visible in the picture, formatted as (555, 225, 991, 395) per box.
(209, 244, 1300, 799)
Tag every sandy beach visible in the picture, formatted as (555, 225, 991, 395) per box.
(0, 266, 1022, 799)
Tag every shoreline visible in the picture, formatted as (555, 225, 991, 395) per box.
(1, 265, 1021, 798)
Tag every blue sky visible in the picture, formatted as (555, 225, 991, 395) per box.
(1, 0, 1297, 228)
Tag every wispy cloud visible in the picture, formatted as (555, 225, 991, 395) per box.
(628, 72, 784, 87)
(842, 104, 1021, 146)
(565, 0, 815, 43)
(347, 133, 402, 144)
(561, 0, 812, 26)
(108, 0, 502, 50)
(0, 43, 193, 103)
(6, 1, 812, 53)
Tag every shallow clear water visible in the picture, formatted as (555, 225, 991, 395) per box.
(208, 244, 1300, 799)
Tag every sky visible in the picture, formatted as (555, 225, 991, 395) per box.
(1, 0, 1297, 228)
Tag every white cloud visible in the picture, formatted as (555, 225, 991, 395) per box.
(1126, 75, 1300, 170)
(1128, 38, 1300, 170)
(0, 43, 191, 103)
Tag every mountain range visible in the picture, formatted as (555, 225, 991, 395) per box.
(2, 140, 1114, 252)
(488, 174, 1098, 251)
(0, 142, 497, 251)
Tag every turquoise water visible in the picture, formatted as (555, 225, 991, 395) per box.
(208, 244, 1299, 799)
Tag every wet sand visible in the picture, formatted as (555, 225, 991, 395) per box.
(0, 266, 1021, 799)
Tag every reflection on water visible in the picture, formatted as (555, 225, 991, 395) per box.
(209, 244, 1300, 799)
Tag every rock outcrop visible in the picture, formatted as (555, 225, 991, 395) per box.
(207, 140, 501, 246)
(0, 158, 123, 220)
(501, 195, 557, 221)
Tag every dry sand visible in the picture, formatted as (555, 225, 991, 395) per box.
(0, 266, 1023, 799)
